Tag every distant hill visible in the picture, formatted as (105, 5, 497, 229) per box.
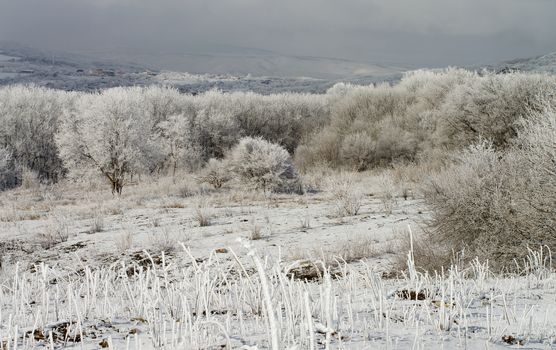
(2, 42, 555, 93)
(84, 46, 406, 80)
(0, 43, 404, 93)
(485, 52, 556, 74)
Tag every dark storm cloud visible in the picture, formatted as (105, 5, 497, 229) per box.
(1, 0, 555, 67)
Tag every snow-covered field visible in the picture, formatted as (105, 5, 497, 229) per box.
(1, 172, 555, 349)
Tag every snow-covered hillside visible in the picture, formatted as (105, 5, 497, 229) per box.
(487, 52, 556, 74)
(2, 42, 556, 94)
(0, 43, 404, 93)
(87, 46, 405, 79)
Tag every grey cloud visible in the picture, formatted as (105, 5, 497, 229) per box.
(0, 0, 555, 69)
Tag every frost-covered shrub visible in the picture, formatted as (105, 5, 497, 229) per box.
(513, 108, 556, 235)
(296, 70, 556, 171)
(141, 86, 190, 174)
(424, 142, 520, 267)
(198, 158, 231, 189)
(229, 137, 302, 194)
(296, 81, 423, 170)
(424, 109, 556, 269)
(0, 148, 18, 190)
(294, 129, 341, 171)
(185, 90, 329, 162)
(339, 132, 374, 171)
(328, 173, 362, 217)
(437, 73, 556, 149)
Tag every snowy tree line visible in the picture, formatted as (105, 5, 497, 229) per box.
(296, 69, 556, 170)
(1, 68, 555, 194)
(0, 85, 329, 192)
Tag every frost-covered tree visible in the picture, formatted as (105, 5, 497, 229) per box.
(190, 108, 241, 161)
(56, 88, 156, 194)
(0, 85, 72, 183)
(141, 86, 188, 173)
(157, 114, 202, 174)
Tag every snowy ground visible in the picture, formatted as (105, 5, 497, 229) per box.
(1, 172, 555, 349)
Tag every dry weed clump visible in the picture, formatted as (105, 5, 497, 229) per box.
(148, 227, 184, 253)
(389, 227, 455, 274)
(194, 198, 213, 227)
(299, 215, 311, 230)
(327, 173, 363, 217)
(36, 216, 70, 249)
(90, 210, 105, 233)
(20, 167, 40, 191)
(248, 224, 263, 240)
(177, 183, 197, 198)
(289, 233, 378, 270)
(116, 231, 134, 253)
(195, 208, 212, 227)
(378, 174, 398, 215)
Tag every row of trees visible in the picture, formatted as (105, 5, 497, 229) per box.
(0, 85, 329, 192)
(1, 69, 555, 193)
(295, 69, 556, 170)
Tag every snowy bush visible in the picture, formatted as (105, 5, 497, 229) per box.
(0, 147, 18, 190)
(229, 137, 302, 194)
(296, 81, 423, 170)
(327, 173, 362, 217)
(513, 108, 556, 239)
(339, 132, 374, 171)
(437, 73, 556, 149)
(198, 158, 231, 189)
(296, 70, 556, 171)
(424, 109, 556, 269)
(423, 141, 522, 267)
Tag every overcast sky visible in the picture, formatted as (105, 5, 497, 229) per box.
(1, 0, 555, 68)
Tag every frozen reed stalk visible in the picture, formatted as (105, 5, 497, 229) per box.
(324, 271, 332, 350)
(304, 291, 315, 350)
(407, 225, 417, 281)
(239, 238, 280, 350)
